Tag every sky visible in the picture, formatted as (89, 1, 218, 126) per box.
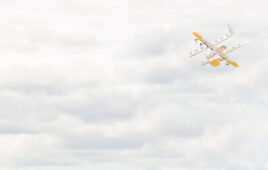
(0, 0, 268, 169)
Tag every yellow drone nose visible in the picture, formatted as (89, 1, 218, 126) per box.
(208, 58, 221, 67)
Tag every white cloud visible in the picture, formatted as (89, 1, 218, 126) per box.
(0, 0, 268, 169)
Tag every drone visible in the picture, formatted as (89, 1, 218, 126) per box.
(189, 25, 249, 68)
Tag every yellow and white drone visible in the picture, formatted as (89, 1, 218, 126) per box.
(189, 25, 249, 68)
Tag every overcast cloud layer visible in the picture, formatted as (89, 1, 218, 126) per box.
(0, 0, 268, 169)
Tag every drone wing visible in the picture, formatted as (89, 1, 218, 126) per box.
(189, 24, 234, 57)
(225, 40, 250, 54)
(226, 59, 239, 68)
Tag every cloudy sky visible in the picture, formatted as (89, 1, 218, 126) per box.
(0, 0, 268, 169)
